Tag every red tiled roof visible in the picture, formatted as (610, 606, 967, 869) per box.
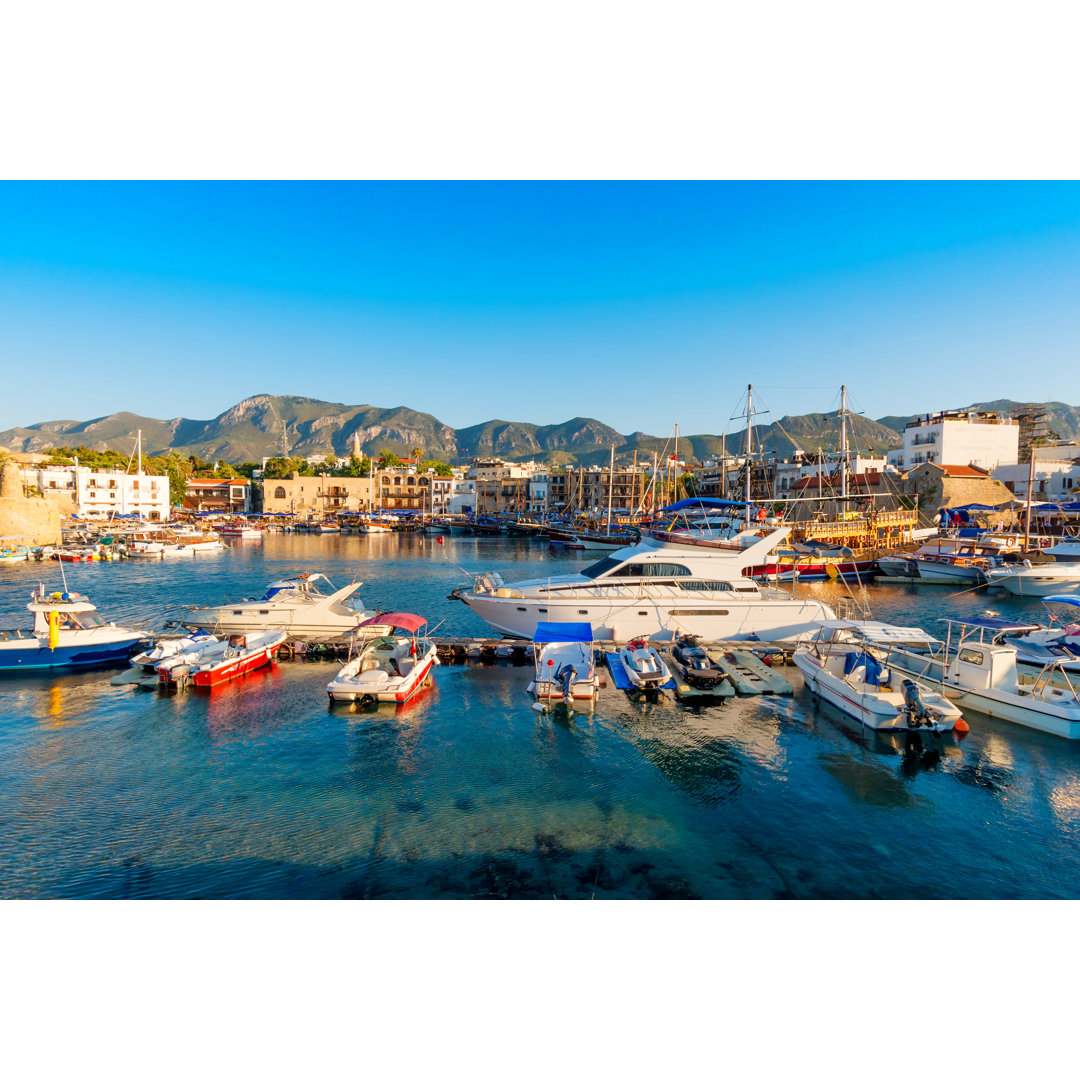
(938, 465, 989, 478)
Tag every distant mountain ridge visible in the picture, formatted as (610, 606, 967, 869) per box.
(1, 395, 1073, 466)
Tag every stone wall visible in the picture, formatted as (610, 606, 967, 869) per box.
(0, 462, 63, 545)
(901, 464, 1017, 527)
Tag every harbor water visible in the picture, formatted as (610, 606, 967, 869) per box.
(2, 534, 1080, 899)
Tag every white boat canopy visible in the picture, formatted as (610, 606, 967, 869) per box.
(817, 620, 941, 644)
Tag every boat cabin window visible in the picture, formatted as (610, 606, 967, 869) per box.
(958, 648, 984, 666)
(676, 580, 737, 592)
(580, 556, 626, 579)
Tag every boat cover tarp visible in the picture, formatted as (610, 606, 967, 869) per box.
(533, 621, 594, 644)
(1043, 595, 1080, 608)
(843, 650, 883, 686)
(360, 612, 427, 632)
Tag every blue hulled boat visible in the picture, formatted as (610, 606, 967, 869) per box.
(0, 586, 143, 672)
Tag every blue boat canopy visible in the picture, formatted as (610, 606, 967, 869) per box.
(533, 621, 594, 644)
(1042, 595, 1080, 608)
(660, 497, 750, 514)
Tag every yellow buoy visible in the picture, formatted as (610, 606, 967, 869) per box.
(48, 610, 60, 650)
(825, 563, 840, 581)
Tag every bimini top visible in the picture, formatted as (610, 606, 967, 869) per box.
(262, 573, 331, 599)
(360, 612, 426, 633)
(939, 616, 1041, 632)
(660, 497, 750, 514)
(819, 620, 940, 644)
(1043, 595, 1080, 608)
(533, 621, 594, 644)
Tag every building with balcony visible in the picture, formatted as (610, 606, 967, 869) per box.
(20, 465, 170, 521)
(887, 410, 1019, 471)
(183, 478, 252, 513)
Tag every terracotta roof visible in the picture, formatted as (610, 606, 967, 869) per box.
(938, 465, 990, 478)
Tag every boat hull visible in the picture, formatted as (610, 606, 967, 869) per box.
(190, 642, 281, 687)
(461, 591, 834, 644)
(0, 635, 141, 671)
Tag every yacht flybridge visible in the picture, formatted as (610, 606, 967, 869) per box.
(454, 527, 837, 643)
(184, 573, 389, 642)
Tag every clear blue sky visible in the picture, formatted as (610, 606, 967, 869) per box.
(1, 182, 1078, 436)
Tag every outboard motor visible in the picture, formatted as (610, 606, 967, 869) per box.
(901, 678, 931, 727)
(554, 663, 577, 704)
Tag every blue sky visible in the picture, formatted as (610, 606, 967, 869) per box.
(1, 182, 1078, 437)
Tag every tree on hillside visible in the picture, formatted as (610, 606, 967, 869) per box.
(377, 449, 402, 469)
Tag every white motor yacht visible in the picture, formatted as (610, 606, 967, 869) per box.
(185, 572, 389, 642)
(985, 542, 1080, 596)
(454, 527, 836, 643)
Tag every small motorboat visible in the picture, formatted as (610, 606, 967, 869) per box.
(793, 621, 965, 734)
(112, 628, 220, 685)
(327, 613, 439, 704)
(161, 629, 286, 689)
(527, 621, 599, 709)
(0, 586, 143, 672)
(618, 638, 672, 691)
(888, 616, 1080, 739)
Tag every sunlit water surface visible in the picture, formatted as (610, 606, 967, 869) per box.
(2, 534, 1079, 899)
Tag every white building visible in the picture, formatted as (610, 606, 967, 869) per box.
(888, 410, 1019, 471)
(449, 475, 476, 514)
(21, 465, 170, 521)
(528, 470, 549, 513)
(993, 444, 1080, 502)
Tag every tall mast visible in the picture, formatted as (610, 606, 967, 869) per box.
(721, 431, 726, 499)
(673, 422, 679, 505)
(1025, 445, 1035, 552)
(606, 445, 615, 535)
(745, 384, 753, 528)
(840, 384, 848, 503)
(137, 428, 142, 474)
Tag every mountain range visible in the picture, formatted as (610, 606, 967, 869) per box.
(2, 394, 1077, 466)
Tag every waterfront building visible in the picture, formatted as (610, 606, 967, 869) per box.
(547, 464, 650, 515)
(183, 478, 252, 513)
(20, 464, 169, 521)
(887, 409, 1019, 471)
(260, 467, 442, 517)
(993, 443, 1080, 501)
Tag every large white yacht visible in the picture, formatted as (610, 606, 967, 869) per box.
(184, 573, 388, 642)
(455, 528, 837, 642)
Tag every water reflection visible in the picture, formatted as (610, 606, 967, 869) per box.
(4, 536, 1080, 897)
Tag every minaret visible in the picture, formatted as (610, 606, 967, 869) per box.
(352, 432, 361, 458)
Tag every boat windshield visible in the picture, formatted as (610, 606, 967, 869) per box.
(580, 556, 626, 579)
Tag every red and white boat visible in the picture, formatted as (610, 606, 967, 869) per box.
(218, 523, 263, 539)
(327, 613, 438, 703)
(160, 629, 286, 688)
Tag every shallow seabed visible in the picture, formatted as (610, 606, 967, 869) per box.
(2, 534, 1079, 899)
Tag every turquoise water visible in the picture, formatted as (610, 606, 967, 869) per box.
(2, 534, 1080, 899)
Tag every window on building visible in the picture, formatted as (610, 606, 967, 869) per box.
(275, 487, 286, 500)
